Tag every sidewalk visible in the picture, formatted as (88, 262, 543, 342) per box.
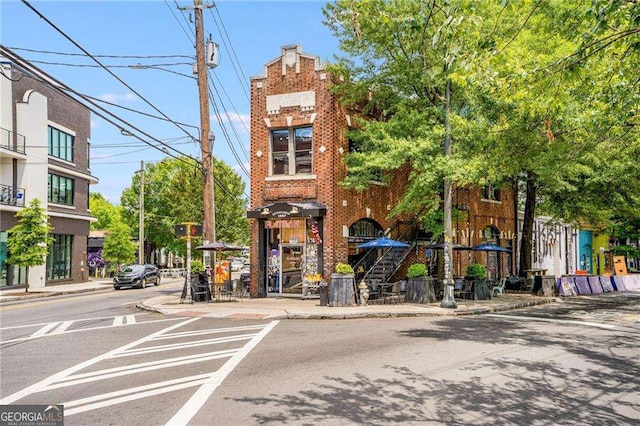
(0, 279, 556, 319)
(137, 293, 555, 320)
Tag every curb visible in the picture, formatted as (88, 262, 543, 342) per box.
(136, 297, 556, 320)
(0, 285, 112, 304)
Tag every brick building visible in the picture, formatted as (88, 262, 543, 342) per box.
(1, 55, 97, 289)
(247, 45, 516, 298)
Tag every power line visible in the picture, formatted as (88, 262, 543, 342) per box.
(208, 1, 250, 102)
(20, 0, 197, 142)
(165, 0, 195, 43)
(6, 46, 194, 59)
(1, 45, 198, 168)
(25, 59, 194, 68)
(208, 83, 250, 177)
(208, 74, 250, 166)
(210, 70, 250, 158)
(83, 93, 199, 133)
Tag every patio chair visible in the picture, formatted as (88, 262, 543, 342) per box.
(493, 277, 507, 297)
(456, 280, 474, 300)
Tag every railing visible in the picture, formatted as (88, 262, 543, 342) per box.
(358, 216, 422, 284)
(0, 127, 26, 155)
(0, 184, 25, 207)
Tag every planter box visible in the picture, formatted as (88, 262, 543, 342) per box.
(405, 277, 436, 303)
(329, 273, 356, 307)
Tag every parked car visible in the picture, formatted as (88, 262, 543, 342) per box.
(114, 264, 160, 289)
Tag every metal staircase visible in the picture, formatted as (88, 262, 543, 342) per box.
(355, 218, 422, 286)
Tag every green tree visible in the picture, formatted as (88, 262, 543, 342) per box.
(101, 222, 136, 271)
(89, 192, 122, 230)
(324, 0, 640, 276)
(120, 156, 249, 260)
(6, 198, 53, 292)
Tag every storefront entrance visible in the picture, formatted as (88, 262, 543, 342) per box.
(248, 202, 326, 298)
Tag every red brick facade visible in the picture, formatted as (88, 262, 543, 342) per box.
(247, 46, 516, 296)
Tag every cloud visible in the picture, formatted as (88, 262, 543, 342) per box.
(97, 92, 137, 103)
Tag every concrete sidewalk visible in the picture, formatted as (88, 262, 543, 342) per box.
(0, 279, 114, 302)
(136, 292, 555, 320)
(0, 279, 556, 319)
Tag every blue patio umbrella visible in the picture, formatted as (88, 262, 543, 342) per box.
(357, 237, 410, 249)
(474, 243, 511, 253)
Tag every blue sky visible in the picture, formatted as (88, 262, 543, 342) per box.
(1, 0, 340, 204)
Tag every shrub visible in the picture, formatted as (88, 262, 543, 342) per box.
(190, 260, 204, 274)
(335, 262, 354, 274)
(465, 263, 487, 280)
(407, 263, 428, 278)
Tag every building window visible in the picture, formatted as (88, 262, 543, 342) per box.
(47, 234, 73, 281)
(482, 184, 501, 201)
(48, 173, 74, 205)
(270, 126, 312, 176)
(48, 126, 74, 162)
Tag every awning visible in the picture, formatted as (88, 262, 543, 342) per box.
(247, 201, 327, 219)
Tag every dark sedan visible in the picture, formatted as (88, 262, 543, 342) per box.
(114, 264, 160, 289)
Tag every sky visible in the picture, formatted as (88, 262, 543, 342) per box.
(0, 0, 340, 204)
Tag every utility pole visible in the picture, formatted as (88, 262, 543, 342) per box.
(179, 0, 217, 264)
(138, 160, 145, 265)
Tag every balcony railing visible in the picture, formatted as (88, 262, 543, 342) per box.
(0, 127, 26, 154)
(0, 184, 25, 207)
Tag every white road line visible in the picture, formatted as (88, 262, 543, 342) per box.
(0, 317, 185, 345)
(114, 334, 256, 357)
(57, 350, 238, 383)
(51, 321, 74, 335)
(113, 316, 124, 326)
(43, 350, 237, 391)
(0, 313, 149, 331)
(487, 314, 617, 330)
(166, 320, 280, 426)
(120, 301, 138, 306)
(126, 315, 136, 325)
(64, 374, 213, 416)
(0, 317, 200, 405)
(156, 324, 266, 340)
(30, 322, 60, 338)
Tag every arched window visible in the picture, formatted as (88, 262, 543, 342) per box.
(349, 218, 383, 238)
(482, 225, 500, 243)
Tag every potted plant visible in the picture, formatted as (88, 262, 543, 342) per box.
(330, 262, 356, 307)
(405, 263, 436, 303)
(465, 263, 487, 281)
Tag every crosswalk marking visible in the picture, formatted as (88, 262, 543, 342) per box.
(113, 316, 124, 326)
(0, 318, 201, 406)
(30, 322, 61, 338)
(1, 316, 182, 345)
(51, 321, 74, 335)
(0, 318, 280, 423)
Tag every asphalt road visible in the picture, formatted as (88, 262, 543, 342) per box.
(1, 286, 638, 425)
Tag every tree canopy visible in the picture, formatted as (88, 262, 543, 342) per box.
(7, 198, 53, 268)
(323, 0, 640, 274)
(120, 156, 249, 259)
(89, 192, 122, 231)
